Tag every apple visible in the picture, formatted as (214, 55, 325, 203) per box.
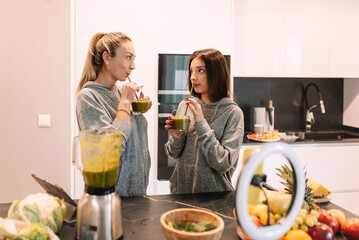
(341, 218, 359, 240)
(251, 215, 261, 226)
(318, 209, 328, 216)
(327, 209, 346, 227)
(318, 209, 339, 233)
(308, 222, 335, 240)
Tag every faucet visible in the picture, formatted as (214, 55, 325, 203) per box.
(304, 83, 326, 132)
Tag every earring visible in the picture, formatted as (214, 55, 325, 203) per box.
(106, 62, 109, 65)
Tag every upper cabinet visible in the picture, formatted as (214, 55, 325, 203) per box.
(157, 0, 232, 55)
(284, 0, 329, 77)
(234, 0, 359, 78)
(233, 0, 284, 77)
(329, 0, 359, 77)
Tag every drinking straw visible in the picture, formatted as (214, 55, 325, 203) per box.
(184, 85, 194, 116)
(128, 77, 139, 100)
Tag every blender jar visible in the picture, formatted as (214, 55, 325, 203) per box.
(73, 128, 122, 189)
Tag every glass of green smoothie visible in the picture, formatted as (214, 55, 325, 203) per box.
(73, 128, 122, 189)
(132, 96, 149, 115)
(171, 111, 189, 131)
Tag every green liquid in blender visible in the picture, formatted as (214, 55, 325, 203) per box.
(83, 167, 118, 188)
(132, 100, 149, 113)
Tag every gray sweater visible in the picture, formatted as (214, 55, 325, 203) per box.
(76, 81, 151, 197)
(165, 97, 244, 194)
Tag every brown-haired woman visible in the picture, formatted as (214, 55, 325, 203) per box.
(76, 32, 151, 197)
(164, 48, 244, 194)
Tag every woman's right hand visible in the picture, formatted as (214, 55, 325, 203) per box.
(121, 82, 143, 103)
(164, 116, 185, 139)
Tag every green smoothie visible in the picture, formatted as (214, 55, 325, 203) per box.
(172, 116, 189, 131)
(132, 99, 149, 113)
(83, 167, 118, 188)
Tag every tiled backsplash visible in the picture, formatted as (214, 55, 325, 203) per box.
(233, 78, 343, 132)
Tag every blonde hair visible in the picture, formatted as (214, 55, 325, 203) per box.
(77, 32, 132, 93)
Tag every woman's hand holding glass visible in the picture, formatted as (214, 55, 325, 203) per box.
(185, 98, 204, 123)
(164, 116, 186, 139)
(139, 91, 152, 111)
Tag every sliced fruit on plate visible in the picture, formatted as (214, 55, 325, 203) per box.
(307, 178, 331, 198)
(247, 131, 281, 141)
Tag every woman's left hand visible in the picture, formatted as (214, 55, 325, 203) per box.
(186, 98, 204, 123)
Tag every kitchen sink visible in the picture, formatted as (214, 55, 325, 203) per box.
(292, 131, 359, 141)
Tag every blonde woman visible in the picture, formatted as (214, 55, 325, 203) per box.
(76, 32, 151, 197)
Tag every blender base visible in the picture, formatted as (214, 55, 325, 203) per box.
(76, 191, 123, 240)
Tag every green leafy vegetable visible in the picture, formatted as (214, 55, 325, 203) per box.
(7, 193, 66, 233)
(0, 217, 49, 240)
(167, 221, 216, 232)
(19, 223, 48, 240)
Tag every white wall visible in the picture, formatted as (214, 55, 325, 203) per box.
(0, 0, 71, 202)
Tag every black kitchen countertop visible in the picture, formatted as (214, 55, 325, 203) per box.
(1, 191, 358, 239)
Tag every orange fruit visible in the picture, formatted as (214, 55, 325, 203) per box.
(285, 229, 312, 240)
(278, 235, 286, 240)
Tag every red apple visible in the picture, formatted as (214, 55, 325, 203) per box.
(251, 215, 261, 226)
(318, 210, 339, 233)
(327, 209, 346, 228)
(318, 209, 328, 216)
(341, 218, 359, 240)
(308, 222, 335, 240)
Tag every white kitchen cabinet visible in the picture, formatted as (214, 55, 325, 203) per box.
(236, 144, 359, 192)
(234, 0, 359, 78)
(331, 192, 359, 216)
(157, 0, 232, 55)
(284, 0, 329, 77)
(234, 0, 284, 77)
(329, 0, 359, 78)
(232, 143, 359, 215)
(234, 0, 330, 77)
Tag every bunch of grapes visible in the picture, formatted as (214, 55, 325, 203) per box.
(291, 209, 319, 232)
(249, 204, 319, 232)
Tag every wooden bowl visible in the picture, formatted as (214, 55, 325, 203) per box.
(160, 208, 224, 240)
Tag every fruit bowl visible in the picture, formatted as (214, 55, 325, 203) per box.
(237, 225, 253, 240)
(160, 208, 224, 240)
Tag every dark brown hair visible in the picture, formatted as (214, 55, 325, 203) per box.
(77, 32, 132, 93)
(187, 48, 230, 102)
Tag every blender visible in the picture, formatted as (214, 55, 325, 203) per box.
(73, 128, 123, 240)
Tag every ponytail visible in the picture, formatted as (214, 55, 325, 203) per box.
(76, 32, 132, 93)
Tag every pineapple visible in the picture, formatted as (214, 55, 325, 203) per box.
(275, 164, 318, 211)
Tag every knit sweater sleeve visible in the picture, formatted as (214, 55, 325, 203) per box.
(76, 90, 131, 152)
(164, 134, 186, 159)
(195, 107, 244, 173)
